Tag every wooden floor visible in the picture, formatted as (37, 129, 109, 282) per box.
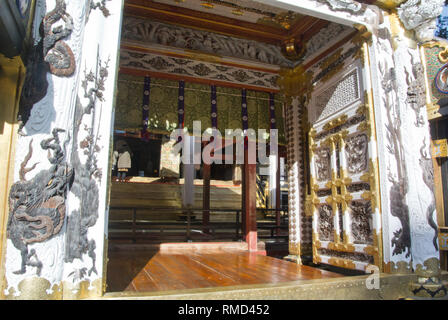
(106, 245, 343, 293)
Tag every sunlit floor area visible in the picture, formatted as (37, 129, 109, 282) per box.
(105, 242, 343, 293)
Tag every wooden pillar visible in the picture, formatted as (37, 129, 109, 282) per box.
(241, 162, 246, 237)
(243, 145, 257, 252)
(182, 135, 195, 208)
(275, 156, 281, 236)
(202, 163, 211, 234)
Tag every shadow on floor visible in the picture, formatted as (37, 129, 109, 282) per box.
(106, 247, 158, 292)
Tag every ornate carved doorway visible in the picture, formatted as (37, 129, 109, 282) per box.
(305, 43, 383, 272)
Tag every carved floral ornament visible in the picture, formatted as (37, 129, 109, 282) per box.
(318, 0, 364, 13)
(121, 17, 293, 67)
(397, 0, 445, 42)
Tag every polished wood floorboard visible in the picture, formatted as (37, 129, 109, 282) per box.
(106, 249, 343, 293)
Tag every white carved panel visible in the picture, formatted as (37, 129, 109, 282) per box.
(120, 48, 280, 90)
(309, 64, 362, 125)
(4, 0, 123, 298)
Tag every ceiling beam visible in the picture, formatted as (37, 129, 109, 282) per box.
(124, 0, 327, 46)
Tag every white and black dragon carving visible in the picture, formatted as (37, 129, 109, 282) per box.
(8, 0, 111, 279)
(18, 0, 111, 134)
(18, 0, 75, 134)
(7, 129, 73, 275)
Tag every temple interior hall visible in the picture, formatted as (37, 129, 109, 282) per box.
(2, 0, 448, 300)
(105, 0, 369, 293)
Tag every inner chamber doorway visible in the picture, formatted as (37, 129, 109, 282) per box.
(104, 0, 368, 293)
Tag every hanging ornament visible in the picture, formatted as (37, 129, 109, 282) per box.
(141, 76, 151, 141)
(211, 85, 218, 129)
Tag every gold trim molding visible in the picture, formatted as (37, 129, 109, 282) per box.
(278, 65, 314, 104)
(3, 277, 103, 300)
(427, 103, 442, 121)
(373, 0, 407, 10)
(319, 48, 346, 83)
(360, 159, 380, 212)
(352, 24, 373, 47)
(356, 91, 376, 140)
(322, 115, 348, 131)
(328, 257, 356, 270)
(328, 241, 355, 253)
(415, 257, 442, 278)
(288, 241, 301, 256)
(383, 260, 412, 274)
(422, 41, 448, 64)
(420, 43, 444, 121)
(258, 11, 302, 30)
(410, 258, 447, 298)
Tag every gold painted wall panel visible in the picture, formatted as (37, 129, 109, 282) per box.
(0, 55, 24, 298)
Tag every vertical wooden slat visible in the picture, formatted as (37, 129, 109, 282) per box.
(132, 208, 137, 243)
(276, 156, 281, 236)
(202, 163, 211, 234)
(235, 210, 240, 240)
(243, 144, 258, 252)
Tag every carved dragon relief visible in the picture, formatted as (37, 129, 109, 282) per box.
(121, 17, 294, 67)
(7, 1, 111, 281)
(42, 0, 75, 77)
(397, 0, 444, 43)
(317, 0, 364, 13)
(18, 0, 111, 134)
(405, 61, 427, 127)
(317, 0, 443, 43)
(401, 37, 438, 253)
(7, 53, 109, 279)
(7, 129, 73, 275)
(18, 0, 74, 135)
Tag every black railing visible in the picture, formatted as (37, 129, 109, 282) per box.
(108, 206, 288, 243)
